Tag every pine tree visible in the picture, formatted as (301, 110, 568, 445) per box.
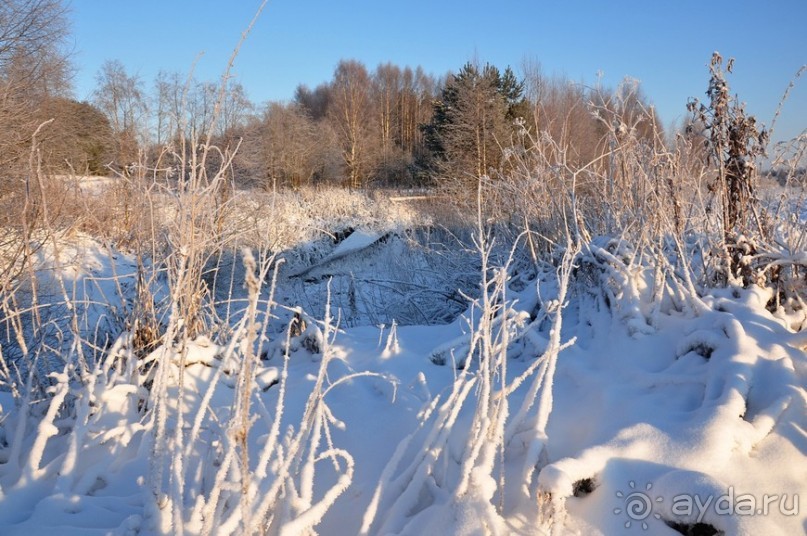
(423, 61, 526, 183)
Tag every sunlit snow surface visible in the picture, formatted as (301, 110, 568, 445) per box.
(0, 233, 805, 535)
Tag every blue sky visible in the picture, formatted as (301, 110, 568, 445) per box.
(69, 1, 806, 143)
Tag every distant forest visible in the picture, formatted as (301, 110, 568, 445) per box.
(20, 0, 770, 196)
(36, 62, 671, 187)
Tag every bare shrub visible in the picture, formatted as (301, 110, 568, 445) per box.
(687, 53, 769, 285)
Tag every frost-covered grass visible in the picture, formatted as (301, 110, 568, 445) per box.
(1, 220, 805, 535)
(1, 102, 806, 535)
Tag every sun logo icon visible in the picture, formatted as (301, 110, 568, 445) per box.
(613, 480, 663, 530)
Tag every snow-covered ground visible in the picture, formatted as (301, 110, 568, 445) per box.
(0, 224, 805, 535)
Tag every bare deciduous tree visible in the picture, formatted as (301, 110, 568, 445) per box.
(527, 72, 602, 170)
(219, 81, 253, 140)
(328, 60, 376, 189)
(0, 0, 71, 253)
(93, 60, 148, 171)
(153, 70, 183, 147)
(260, 102, 327, 189)
(0, 0, 70, 174)
(0, 0, 70, 93)
(294, 83, 331, 121)
(373, 63, 400, 165)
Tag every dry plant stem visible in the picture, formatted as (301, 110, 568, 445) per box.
(21, 120, 55, 341)
(6, 361, 36, 475)
(0, 344, 16, 398)
(455, 182, 514, 505)
(249, 285, 355, 533)
(769, 65, 806, 141)
(236, 249, 261, 529)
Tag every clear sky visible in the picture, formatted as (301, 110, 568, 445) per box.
(68, 0, 806, 144)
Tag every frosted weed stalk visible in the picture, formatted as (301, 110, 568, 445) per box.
(2, 2, 353, 533)
(360, 178, 580, 534)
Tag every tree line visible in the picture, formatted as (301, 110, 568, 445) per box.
(2, 0, 665, 194)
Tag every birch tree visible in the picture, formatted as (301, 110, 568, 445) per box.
(328, 60, 376, 189)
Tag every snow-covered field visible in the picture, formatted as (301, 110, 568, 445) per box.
(0, 164, 807, 535)
(1, 209, 805, 536)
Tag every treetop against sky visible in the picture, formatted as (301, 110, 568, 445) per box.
(69, 0, 806, 143)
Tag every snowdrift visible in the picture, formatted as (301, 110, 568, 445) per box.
(0, 229, 805, 536)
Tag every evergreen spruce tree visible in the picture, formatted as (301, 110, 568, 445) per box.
(422, 61, 527, 183)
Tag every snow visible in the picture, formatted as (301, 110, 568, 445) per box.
(330, 230, 385, 259)
(0, 226, 805, 535)
(289, 230, 386, 280)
